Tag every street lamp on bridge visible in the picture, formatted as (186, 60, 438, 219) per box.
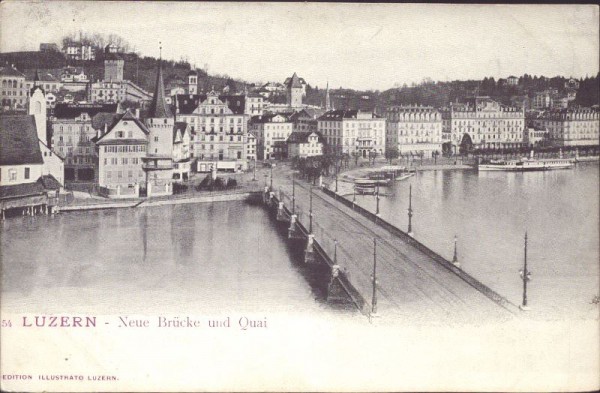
(519, 231, 532, 311)
(407, 183, 414, 236)
(292, 174, 296, 215)
(370, 237, 379, 321)
(270, 165, 273, 190)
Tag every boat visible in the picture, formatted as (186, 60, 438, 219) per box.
(478, 157, 574, 171)
(366, 172, 392, 185)
(354, 179, 377, 195)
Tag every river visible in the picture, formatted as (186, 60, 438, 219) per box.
(353, 162, 599, 320)
(0, 200, 358, 319)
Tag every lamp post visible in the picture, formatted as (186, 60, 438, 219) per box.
(519, 231, 532, 310)
(452, 235, 460, 267)
(309, 186, 313, 234)
(370, 237, 378, 318)
(407, 183, 413, 236)
(270, 165, 273, 190)
(292, 175, 296, 215)
(375, 182, 380, 216)
(252, 158, 256, 181)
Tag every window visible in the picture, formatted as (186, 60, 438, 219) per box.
(9, 168, 17, 181)
(154, 136, 159, 142)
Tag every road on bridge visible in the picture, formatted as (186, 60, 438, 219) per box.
(272, 169, 514, 324)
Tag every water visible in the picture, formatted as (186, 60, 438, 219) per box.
(354, 163, 599, 320)
(0, 201, 358, 319)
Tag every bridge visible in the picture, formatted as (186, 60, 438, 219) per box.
(261, 173, 518, 323)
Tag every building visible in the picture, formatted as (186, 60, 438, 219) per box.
(524, 126, 549, 147)
(61, 67, 89, 83)
(507, 76, 519, 86)
(142, 59, 174, 196)
(50, 103, 118, 181)
(29, 81, 64, 184)
(285, 72, 305, 108)
(174, 91, 252, 171)
(64, 43, 96, 61)
(0, 65, 27, 111)
(103, 45, 124, 82)
(40, 43, 59, 52)
(172, 122, 192, 182)
(94, 110, 148, 198)
(441, 97, 525, 151)
(532, 107, 599, 147)
(287, 131, 324, 159)
(385, 106, 443, 158)
(249, 113, 294, 160)
(289, 108, 326, 133)
(317, 110, 386, 157)
(0, 116, 50, 215)
(246, 93, 265, 116)
(88, 80, 152, 105)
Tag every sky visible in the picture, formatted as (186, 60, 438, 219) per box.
(0, 1, 598, 91)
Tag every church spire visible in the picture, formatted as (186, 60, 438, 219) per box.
(147, 43, 172, 119)
(325, 81, 332, 111)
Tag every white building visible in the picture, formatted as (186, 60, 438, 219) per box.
(317, 110, 386, 158)
(287, 131, 324, 159)
(385, 106, 443, 158)
(441, 97, 525, 151)
(532, 107, 599, 147)
(249, 113, 293, 160)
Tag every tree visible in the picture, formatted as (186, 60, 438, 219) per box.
(351, 151, 360, 166)
(368, 150, 378, 166)
(384, 146, 399, 164)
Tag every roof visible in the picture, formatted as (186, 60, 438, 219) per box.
(39, 174, 62, 190)
(95, 110, 150, 144)
(317, 110, 380, 121)
(249, 113, 290, 124)
(147, 60, 173, 118)
(174, 94, 246, 115)
(173, 122, 188, 142)
(91, 112, 120, 131)
(53, 103, 118, 120)
(0, 180, 45, 200)
(0, 115, 44, 166)
(287, 131, 324, 144)
(285, 72, 303, 89)
(0, 66, 26, 78)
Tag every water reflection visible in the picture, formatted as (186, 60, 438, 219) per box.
(367, 163, 599, 320)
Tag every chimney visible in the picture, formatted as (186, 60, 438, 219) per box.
(135, 108, 140, 119)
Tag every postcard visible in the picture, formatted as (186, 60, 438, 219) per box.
(1, 2, 598, 392)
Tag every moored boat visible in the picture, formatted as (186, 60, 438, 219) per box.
(478, 157, 574, 171)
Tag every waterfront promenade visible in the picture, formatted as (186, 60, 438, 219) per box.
(273, 175, 516, 324)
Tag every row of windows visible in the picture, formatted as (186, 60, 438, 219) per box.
(3, 167, 30, 181)
(103, 157, 140, 165)
(104, 145, 146, 153)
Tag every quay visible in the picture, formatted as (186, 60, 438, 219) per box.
(263, 177, 519, 322)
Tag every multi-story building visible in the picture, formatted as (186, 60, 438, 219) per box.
(317, 110, 386, 158)
(287, 131, 324, 159)
(507, 76, 519, 86)
(88, 80, 152, 105)
(285, 72, 305, 108)
(95, 110, 148, 196)
(532, 107, 599, 147)
(249, 113, 294, 160)
(50, 103, 118, 181)
(174, 91, 251, 171)
(289, 108, 326, 133)
(65, 43, 96, 61)
(524, 126, 549, 147)
(246, 93, 265, 116)
(441, 97, 525, 151)
(172, 122, 192, 182)
(0, 65, 27, 110)
(385, 106, 443, 158)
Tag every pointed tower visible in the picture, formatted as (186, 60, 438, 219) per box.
(286, 72, 303, 108)
(143, 51, 174, 195)
(28, 70, 47, 143)
(324, 81, 332, 111)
